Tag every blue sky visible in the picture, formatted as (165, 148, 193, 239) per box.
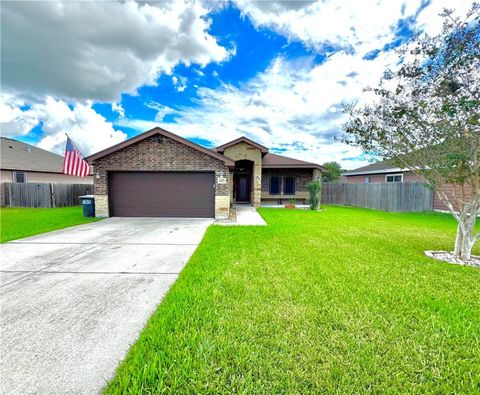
(0, 0, 472, 169)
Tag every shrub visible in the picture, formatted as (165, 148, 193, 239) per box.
(307, 181, 322, 210)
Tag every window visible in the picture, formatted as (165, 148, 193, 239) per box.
(385, 174, 403, 183)
(13, 171, 26, 183)
(269, 175, 280, 195)
(284, 176, 295, 195)
(365, 176, 371, 183)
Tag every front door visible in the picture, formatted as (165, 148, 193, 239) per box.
(236, 175, 250, 202)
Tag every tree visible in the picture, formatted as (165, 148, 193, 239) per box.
(342, 4, 480, 262)
(322, 161, 343, 182)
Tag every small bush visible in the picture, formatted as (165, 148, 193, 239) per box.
(307, 180, 322, 210)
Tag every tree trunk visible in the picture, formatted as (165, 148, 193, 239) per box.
(453, 223, 465, 257)
(460, 238, 473, 261)
(437, 186, 479, 263)
(455, 210, 478, 262)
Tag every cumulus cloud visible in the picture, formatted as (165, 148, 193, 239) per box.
(234, 0, 473, 54)
(1, 96, 126, 155)
(1, 0, 230, 103)
(0, 94, 40, 137)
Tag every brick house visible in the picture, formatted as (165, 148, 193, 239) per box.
(342, 160, 473, 211)
(87, 127, 324, 219)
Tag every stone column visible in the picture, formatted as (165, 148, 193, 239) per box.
(253, 162, 262, 207)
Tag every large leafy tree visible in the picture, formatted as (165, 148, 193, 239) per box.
(322, 161, 343, 182)
(343, 4, 480, 262)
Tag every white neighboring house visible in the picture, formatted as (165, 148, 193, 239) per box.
(0, 137, 93, 184)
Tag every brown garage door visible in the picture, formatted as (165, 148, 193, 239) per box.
(108, 172, 215, 218)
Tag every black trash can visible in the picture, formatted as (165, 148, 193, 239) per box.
(79, 195, 95, 217)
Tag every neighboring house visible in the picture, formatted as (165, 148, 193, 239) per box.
(342, 160, 424, 184)
(87, 127, 324, 219)
(342, 160, 471, 211)
(1, 137, 93, 184)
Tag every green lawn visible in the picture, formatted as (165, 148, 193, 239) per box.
(105, 206, 480, 394)
(0, 206, 100, 243)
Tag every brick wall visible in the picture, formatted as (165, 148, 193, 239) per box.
(434, 183, 475, 212)
(92, 135, 230, 218)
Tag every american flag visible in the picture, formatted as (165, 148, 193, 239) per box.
(63, 136, 91, 177)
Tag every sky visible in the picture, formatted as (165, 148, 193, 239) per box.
(0, 0, 473, 170)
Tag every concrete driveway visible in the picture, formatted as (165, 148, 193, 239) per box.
(0, 217, 213, 394)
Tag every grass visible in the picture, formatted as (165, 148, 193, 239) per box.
(105, 206, 480, 394)
(0, 206, 100, 243)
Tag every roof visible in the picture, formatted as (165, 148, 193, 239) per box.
(262, 152, 324, 170)
(342, 160, 408, 176)
(0, 137, 65, 173)
(86, 127, 235, 167)
(215, 136, 269, 154)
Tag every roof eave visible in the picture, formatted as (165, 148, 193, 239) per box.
(262, 164, 324, 170)
(342, 167, 408, 176)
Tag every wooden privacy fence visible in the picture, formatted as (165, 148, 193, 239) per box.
(1, 183, 93, 208)
(322, 182, 434, 212)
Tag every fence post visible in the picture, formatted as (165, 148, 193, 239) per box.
(50, 183, 55, 208)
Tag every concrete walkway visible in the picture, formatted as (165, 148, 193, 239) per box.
(216, 205, 267, 226)
(0, 217, 212, 394)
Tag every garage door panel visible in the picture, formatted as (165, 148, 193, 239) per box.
(109, 172, 215, 218)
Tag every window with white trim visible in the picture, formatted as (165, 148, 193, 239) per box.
(385, 174, 403, 182)
(365, 176, 371, 183)
(13, 171, 26, 183)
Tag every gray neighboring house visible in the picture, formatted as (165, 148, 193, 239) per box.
(0, 137, 93, 184)
(341, 160, 424, 183)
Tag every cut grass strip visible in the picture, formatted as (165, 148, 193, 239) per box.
(0, 206, 100, 243)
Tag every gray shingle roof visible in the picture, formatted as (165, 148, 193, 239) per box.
(342, 159, 408, 176)
(262, 153, 323, 169)
(1, 137, 64, 173)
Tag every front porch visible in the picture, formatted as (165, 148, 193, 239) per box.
(260, 168, 320, 205)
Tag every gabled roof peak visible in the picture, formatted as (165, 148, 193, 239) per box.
(215, 136, 269, 154)
(87, 127, 234, 167)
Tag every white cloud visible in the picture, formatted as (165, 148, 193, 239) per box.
(172, 75, 188, 92)
(1, 96, 126, 155)
(111, 103, 125, 118)
(234, 0, 473, 54)
(1, 1, 231, 103)
(0, 94, 40, 137)
(144, 101, 178, 122)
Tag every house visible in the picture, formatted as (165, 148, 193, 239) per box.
(341, 160, 424, 183)
(342, 159, 471, 212)
(0, 137, 93, 184)
(86, 127, 324, 219)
